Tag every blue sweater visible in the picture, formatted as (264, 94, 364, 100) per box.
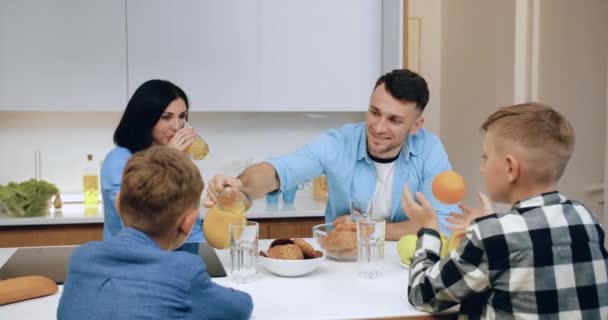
(101, 147, 204, 241)
(57, 228, 252, 320)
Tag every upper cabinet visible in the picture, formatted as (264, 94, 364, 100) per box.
(1, 0, 391, 111)
(126, 0, 262, 110)
(0, 0, 127, 111)
(127, 0, 382, 111)
(259, 0, 381, 111)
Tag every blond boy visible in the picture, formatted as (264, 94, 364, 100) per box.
(402, 103, 608, 319)
(59, 146, 252, 320)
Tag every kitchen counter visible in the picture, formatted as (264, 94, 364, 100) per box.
(0, 189, 327, 247)
(0, 240, 457, 320)
(0, 188, 326, 227)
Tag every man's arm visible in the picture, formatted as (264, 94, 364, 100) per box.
(204, 162, 279, 207)
(237, 162, 280, 199)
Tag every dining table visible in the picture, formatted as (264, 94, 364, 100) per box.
(0, 239, 456, 319)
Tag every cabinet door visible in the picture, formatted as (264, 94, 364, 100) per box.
(260, 0, 382, 111)
(265, 217, 324, 239)
(127, 0, 262, 111)
(0, 0, 127, 111)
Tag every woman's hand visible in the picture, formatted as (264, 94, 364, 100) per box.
(168, 128, 196, 151)
(446, 192, 493, 231)
(400, 185, 439, 231)
(203, 175, 244, 208)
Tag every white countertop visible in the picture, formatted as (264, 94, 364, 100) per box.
(0, 189, 326, 227)
(0, 240, 455, 319)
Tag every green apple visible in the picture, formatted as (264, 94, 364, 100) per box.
(396, 234, 418, 265)
(439, 232, 449, 258)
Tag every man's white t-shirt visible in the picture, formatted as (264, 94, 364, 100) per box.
(371, 160, 396, 220)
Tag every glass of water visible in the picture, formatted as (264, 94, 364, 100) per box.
(356, 218, 385, 279)
(229, 221, 259, 283)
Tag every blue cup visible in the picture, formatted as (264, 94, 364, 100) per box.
(282, 186, 298, 204)
(266, 192, 279, 204)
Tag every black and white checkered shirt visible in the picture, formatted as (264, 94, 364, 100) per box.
(408, 191, 608, 319)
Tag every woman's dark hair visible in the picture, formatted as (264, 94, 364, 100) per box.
(374, 69, 429, 112)
(113, 80, 189, 153)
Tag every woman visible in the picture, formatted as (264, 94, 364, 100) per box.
(101, 79, 203, 241)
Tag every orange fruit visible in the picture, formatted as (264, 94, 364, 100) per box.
(432, 170, 465, 204)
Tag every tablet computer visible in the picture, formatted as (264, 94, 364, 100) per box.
(0, 242, 227, 284)
(0, 246, 76, 284)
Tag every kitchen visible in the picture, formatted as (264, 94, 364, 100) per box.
(1, 0, 607, 319)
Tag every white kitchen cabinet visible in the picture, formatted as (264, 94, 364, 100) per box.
(127, 0, 382, 112)
(0, 0, 127, 111)
(260, 0, 382, 111)
(126, 0, 262, 111)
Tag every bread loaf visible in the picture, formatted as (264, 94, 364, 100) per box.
(0, 276, 58, 305)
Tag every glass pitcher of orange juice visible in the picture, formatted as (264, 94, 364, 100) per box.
(203, 186, 251, 249)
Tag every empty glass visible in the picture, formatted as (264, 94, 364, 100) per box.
(350, 198, 372, 222)
(357, 218, 385, 279)
(230, 221, 259, 283)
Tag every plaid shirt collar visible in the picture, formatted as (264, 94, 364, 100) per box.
(512, 190, 567, 212)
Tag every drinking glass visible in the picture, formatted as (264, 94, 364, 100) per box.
(350, 198, 372, 222)
(184, 121, 209, 160)
(282, 185, 303, 204)
(356, 218, 385, 279)
(230, 221, 259, 283)
(312, 176, 328, 201)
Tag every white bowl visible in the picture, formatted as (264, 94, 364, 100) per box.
(259, 254, 323, 277)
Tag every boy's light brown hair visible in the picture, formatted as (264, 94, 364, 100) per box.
(481, 102, 575, 184)
(118, 146, 204, 237)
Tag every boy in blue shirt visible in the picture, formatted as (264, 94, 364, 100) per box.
(58, 146, 252, 320)
(402, 103, 608, 319)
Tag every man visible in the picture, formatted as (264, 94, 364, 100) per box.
(205, 69, 458, 240)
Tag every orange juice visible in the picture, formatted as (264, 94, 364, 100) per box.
(203, 206, 246, 249)
(312, 175, 328, 201)
(186, 135, 209, 160)
(183, 121, 209, 160)
(203, 187, 251, 249)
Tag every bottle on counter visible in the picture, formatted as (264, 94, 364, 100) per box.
(83, 154, 100, 208)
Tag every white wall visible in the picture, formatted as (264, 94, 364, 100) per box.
(0, 112, 363, 193)
(535, 0, 608, 218)
(409, 0, 442, 135)
(439, 0, 608, 216)
(440, 0, 517, 206)
(605, 60, 608, 237)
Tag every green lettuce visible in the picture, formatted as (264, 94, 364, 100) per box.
(0, 179, 59, 217)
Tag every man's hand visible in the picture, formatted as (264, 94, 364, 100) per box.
(446, 192, 493, 231)
(203, 174, 244, 208)
(400, 185, 439, 231)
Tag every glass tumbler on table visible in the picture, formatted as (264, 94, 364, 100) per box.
(229, 221, 259, 284)
(356, 218, 386, 279)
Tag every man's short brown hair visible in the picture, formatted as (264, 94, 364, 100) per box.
(118, 146, 204, 237)
(481, 102, 575, 184)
